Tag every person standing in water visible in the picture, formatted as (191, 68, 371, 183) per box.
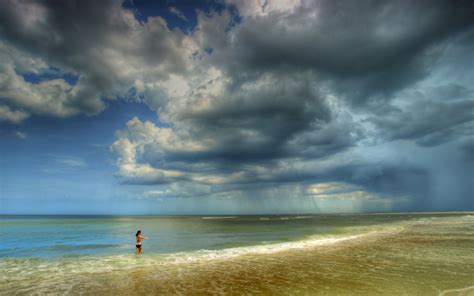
(135, 230, 148, 254)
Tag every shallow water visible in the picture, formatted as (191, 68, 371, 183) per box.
(1, 213, 473, 295)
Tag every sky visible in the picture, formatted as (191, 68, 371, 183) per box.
(0, 0, 473, 215)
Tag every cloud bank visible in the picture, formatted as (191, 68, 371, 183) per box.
(1, 0, 473, 213)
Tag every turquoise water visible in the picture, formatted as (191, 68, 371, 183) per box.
(1, 213, 473, 295)
(0, 214, 406, 258)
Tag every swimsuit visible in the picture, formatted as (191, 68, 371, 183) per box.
(136, 235, 143, 249)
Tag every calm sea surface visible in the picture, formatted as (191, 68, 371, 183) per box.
(1, 213, 473, 295)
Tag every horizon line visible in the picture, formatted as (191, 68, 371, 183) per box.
(1, 210, 472, 217)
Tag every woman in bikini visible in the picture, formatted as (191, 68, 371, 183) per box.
(135, 230, 148, 254)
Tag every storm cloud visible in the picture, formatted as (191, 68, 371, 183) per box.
(1, 0, 473, 213)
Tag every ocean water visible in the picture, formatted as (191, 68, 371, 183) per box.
(0, 213, 473, 295)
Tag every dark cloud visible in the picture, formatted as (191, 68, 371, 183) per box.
(0, 0, 193, 118)
(460, 138, 474, 160)
(108, 0, 473, 212)
(234, 1, 473, 72)
(206, 0, 474, 106)
(370, 98, 474, 146)
(173, 73, 333, 161)
(339, 164, 432, 211)
(1, 0, 473, 212)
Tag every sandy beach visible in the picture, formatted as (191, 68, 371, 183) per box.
(1, 214, 473, 295)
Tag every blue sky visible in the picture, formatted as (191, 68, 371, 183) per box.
(0, 0, 473, 214)
(1, 101, 152, 213)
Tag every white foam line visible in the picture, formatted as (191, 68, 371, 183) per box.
(439, 285, 474, 296)
(168, 230, 387, 264)
(201, 216, 237, 219)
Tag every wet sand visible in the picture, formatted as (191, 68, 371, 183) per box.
(58, 217, 473, 295)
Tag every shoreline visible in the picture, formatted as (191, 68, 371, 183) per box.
(99, 216, 474, 295)
(1, 215, 473, 295)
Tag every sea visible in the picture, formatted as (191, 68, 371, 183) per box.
(0, 213, 473, 295)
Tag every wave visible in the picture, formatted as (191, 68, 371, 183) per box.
(166, 233, 371, 264)
(258, 216, 313, 221)
(201, 216, 237, 219)
(438, 285, 474, 296)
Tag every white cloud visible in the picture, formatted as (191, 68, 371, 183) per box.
(306, 182, 359, 196)
(305, 182, 401, 212)
(14, 131, 27, 139)
(57, 157, 86, 168)
(0, 63, 82, 117)
(169, 7, 188, 21)
(227, 0, 302, 18)
(0, 105, 29, 123)
(143, 190, 167, 197)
